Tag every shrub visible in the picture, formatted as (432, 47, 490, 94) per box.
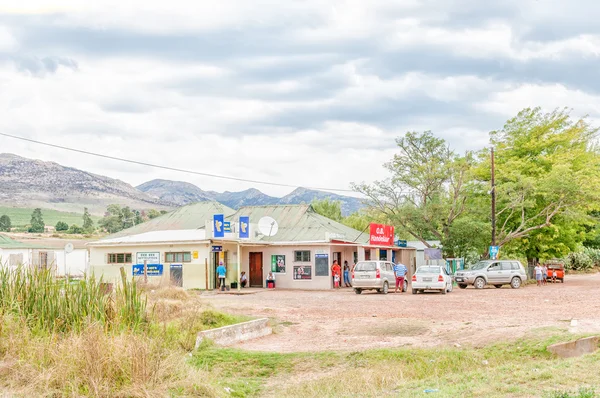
(55, 221, 69, 231)
(565, 252, 593, 271)
(583, 247, 600, 267)
(67, 224, 84, 234)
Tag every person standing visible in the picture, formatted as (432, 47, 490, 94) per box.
(343, 260, 351, 287)
(331, 260, 341, 289)
(393, 262, 408, 293)
(542, 264, 548, 285)
(216, 262, 227, 291)
(534, 263, 543, 287)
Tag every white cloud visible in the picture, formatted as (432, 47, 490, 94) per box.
(0, 26, 17, 52)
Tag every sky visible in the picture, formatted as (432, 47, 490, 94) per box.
(0, 0, 599, 198)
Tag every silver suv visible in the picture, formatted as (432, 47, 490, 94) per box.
(454, 260, 527, 289)
(352, 260, 402, 294)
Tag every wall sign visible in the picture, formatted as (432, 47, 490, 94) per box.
(136, 252, 160, 264)
(132, 263, 164, 276)
(239, 216, 250, 239)
(369, 223, 395, 246)
(212, 246, 223, 252)
(293, 265, 312, 280)
(271, 255, 286, 273)
(223, 221, 232, 233)
(315, 253, 329, 276)
(213, 214, 224, 238)
(193, 251, 199, 259)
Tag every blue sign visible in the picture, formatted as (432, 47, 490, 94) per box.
(396, 240, 407, 247)
(489, 246, 499, 260)
(170, 263, 183, 269)
(223, 221, 231, 233)
(315, 254, 328, 258)
(239, 216, 250, 239)
(213, 214, 224, 238)
(132, 263, 163, 276)
(212, 245, 223, 252)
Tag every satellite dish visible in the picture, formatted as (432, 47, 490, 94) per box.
(257, 216, 279, 237)
(64, 243, 74, 254)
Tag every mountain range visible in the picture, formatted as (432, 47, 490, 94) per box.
(0, 154, 364, 216)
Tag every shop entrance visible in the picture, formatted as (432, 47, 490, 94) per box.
(170, 264, 183, 287)
(249, 252, 263, 287)
(212, 251, 227, 289)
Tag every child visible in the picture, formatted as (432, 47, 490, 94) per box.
(334, 274, 340, 289)
(552, 269, 557, 283)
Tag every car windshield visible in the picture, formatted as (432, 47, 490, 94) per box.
(354, 261, 377, 272)
(416, 266, 440, 274)
(469, 261, 490, 270)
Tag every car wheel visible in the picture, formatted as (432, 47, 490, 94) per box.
(403, 280, 408, 292)
(510, 277, 521, 289)
(561, 278, 564, 283)
(474, 277, 486, 289)
(458, 284, 468, 289)
(441, 286, 447, 295)
(382, 282, 389, 295)
(354, 288, 362, 294)
(447, 283, 453, 293)
(494, 285, 502, 289)
(411, 288, 417, 295)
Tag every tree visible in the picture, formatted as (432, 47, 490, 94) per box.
(353, 131, 475, 248)
(28, 208, 45, 233)
(99, 204, 125, 233)
(480, 108, 600, 259)
(311, 198, 343, 222)
(68, 224, 84, 234)
(0, 215, 11, 232)
(55, 221, 69, 231)
(147, 209, 161, 219)
(82, 207, 94, 233)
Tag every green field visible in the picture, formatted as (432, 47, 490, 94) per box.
(0, 206, 102, 228)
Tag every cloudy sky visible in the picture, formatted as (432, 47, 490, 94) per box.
(1, 1, 599, 197)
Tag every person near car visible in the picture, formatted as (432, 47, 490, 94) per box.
(331, 260, 341, 289)
(542, 265, 548, 285)
(343, 260, 351, 287)
(534, 264, 543, 287)
(393, 262, 408, 293)
(216, 262, 227, 291)
(552, 268, 557, 283)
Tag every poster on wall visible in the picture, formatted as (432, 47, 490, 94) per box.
(315, 253, 329, 276)
(133, 252, 163, 276)
(271, 255, 286, 273)
(293, 265, 312, 280)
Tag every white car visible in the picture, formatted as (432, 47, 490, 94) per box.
(411, 265, 453, 295)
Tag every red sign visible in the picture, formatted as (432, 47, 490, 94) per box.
(369, 223, 395, 246)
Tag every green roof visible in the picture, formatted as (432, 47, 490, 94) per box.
(103, 201, 235, 240)
(227, 204, 369, 244)
(0, 235, 36, 249)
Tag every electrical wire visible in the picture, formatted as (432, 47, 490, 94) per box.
(0, 132, 357, 193)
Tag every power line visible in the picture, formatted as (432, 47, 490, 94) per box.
(0, 132, 357, 193)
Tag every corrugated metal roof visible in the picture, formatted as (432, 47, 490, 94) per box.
(101, 201, 235, 240)
(227, 205, 370, 244)
(94, 229, 208, 245)
(0, 235, 36, 249)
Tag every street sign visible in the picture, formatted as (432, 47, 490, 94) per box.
(396, 240, 407, 247)
(489, 246, 499, 260)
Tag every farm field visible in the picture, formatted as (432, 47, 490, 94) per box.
(0, 206, 102, 228)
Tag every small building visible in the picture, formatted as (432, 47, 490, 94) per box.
(88, 202, 416, 290)
(0, 234, 88, 276)
(408, 240, 445, 269)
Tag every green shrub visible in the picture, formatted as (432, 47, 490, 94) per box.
(565, 252, 594, 271)
(55, 221, 69, 231)
(583, 247, 600, 267)
(67, 224, 84, 234)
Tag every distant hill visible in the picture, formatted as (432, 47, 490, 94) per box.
(138, 180, 364, 215)
(0, 154, 172, 215)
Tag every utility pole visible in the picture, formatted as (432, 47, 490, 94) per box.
(491, 147, 496, 247)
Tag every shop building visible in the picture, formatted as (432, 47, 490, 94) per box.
(88, 202, 416, 290)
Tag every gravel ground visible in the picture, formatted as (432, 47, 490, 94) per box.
(200, 273, 600, 352)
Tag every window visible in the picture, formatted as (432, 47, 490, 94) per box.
(108, 253, 132, 264)
(488, 263, 501, 271)
(9, 253, 23, 267)
(165, 252, 192, 263)
(511, 262, 521, 270)
(294, 251, 310, 262)
(354, 262, 377, 272)
(501, 262, 513, 271)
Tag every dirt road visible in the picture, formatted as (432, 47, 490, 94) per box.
(200, 273, 600, 352)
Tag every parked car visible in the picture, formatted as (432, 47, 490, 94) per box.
(454, 260, 527, 289)
(411, 265, 453, 295)
(546, 262, 565, 283)
(352, 260, 406, 294)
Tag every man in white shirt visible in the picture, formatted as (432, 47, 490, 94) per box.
(534, 264, 543, 287)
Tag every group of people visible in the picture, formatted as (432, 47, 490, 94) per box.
(330, 260, 408, 292)
(534, 264, 558, 286)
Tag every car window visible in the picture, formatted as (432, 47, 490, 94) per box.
(511, 262, 521, 270)
(387, 263, 393, 271)
(470, 261, 489, 270)
(355, 262, 376, 272)
(501, 262, 512, 271)
(417, 266, 440, 274)
(488, 263, 501, 271)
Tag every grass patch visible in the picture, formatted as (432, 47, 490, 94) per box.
(0, 206, 101, 228)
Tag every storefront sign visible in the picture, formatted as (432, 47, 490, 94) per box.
(192, 251, 199, 259)
(239, 216, 250, 239)
(369, 223, 395, 246)
(271, 255, 286, 273)
(293, 265, 312, 280)
(132, 263, 164, 276)
(136, 252, 160, 264)
(223, 221, 231, 233)
(211, 245, 223, 252)
(213, 214, 224, 238)
(396, 240, 407, 247)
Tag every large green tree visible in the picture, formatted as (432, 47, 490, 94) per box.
(311, 198, 343, 222)
(28, 208, 45, 233)
(82, 207, 95, 234)
(480, 107, 600, 260)
(0, 215, 11, 232)
(353, 131, 475, 249)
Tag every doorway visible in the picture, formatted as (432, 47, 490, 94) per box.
(249, 252, 263, 287)
(170, 264, 183, 287)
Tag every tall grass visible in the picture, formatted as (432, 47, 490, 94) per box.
(0, 265, 147, 334)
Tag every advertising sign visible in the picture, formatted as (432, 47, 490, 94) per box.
(396, 240, 407, 247)
(293, 265, 312, 280)
(213, 214, 224, 238)
(369, 223, 395, 246)
(132, 263, 164, 276)
(223, 221, 231, 233)
(136, 252, 160, 264)
(271, 255, 286, 273)
(212, 245, 223, 252)
(193, 251, 199, 259)
(489, 246, 499, 260)
(239, 216, 250, 239)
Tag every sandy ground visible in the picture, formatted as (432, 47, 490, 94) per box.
(199, 273, 600, 352)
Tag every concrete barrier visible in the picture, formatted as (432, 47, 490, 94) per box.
(547, 336, 599, 358)
(195, 318, 271, 349)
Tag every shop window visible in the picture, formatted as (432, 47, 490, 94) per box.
(294, 250, 311, 262)
(108, 253, 132, 264)
(165, 252, 192, 263)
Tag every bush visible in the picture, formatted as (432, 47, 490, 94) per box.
(67, 224, 84, 234)
(583, 247, 600, 267)
(55, 221, 69, 231)
(565, 252, 594, 271)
